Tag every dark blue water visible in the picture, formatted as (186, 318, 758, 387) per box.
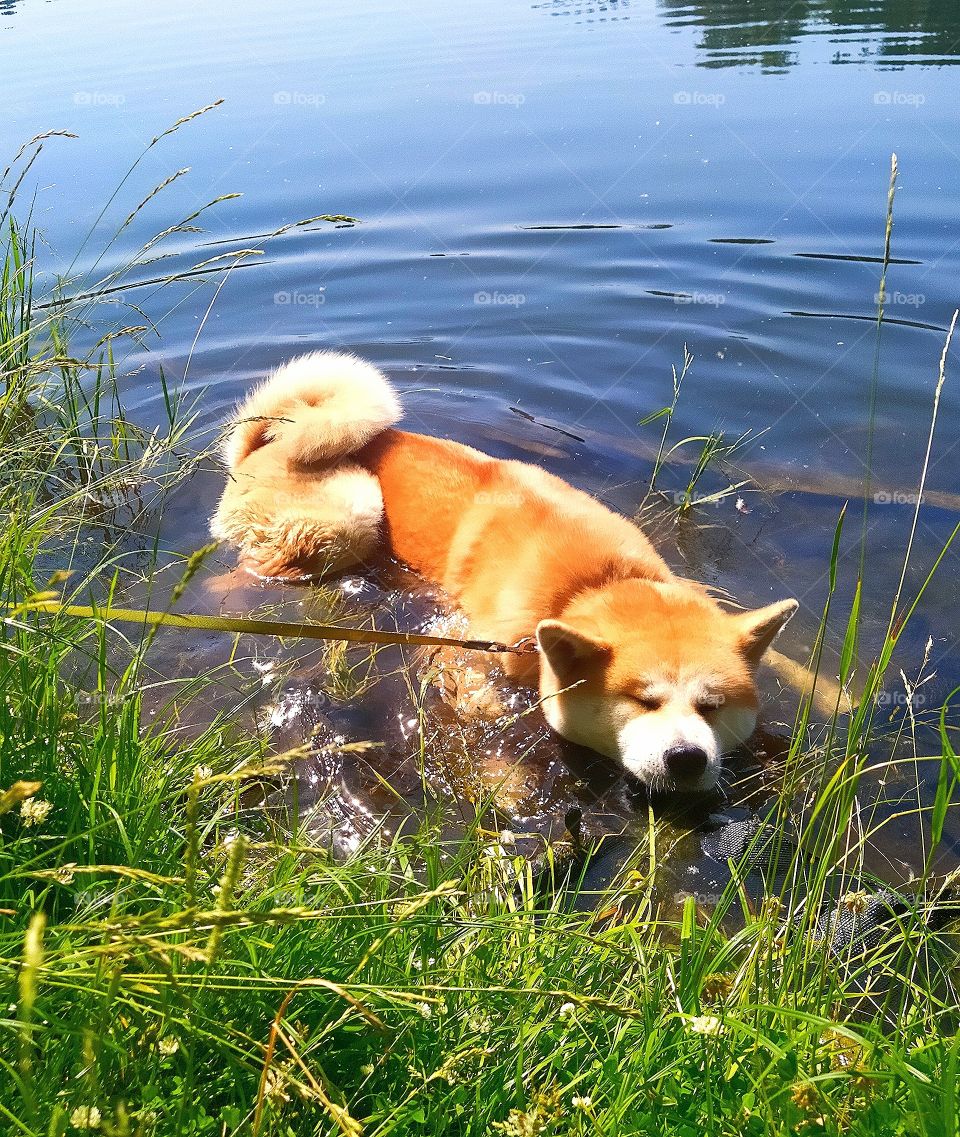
(5, 0, 960, 879)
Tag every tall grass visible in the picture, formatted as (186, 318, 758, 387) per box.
(1, 135, 959, 1136)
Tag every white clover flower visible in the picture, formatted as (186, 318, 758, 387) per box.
(69, 1105, 102, 1130)
(417, 1002, 433, 1019)
(20, 798, 52, 827)
(688, 1014, 723, 1036)
(158, 1037, 179, 1056)
(572, 1094, 592, 1110)
(558, 1001, 577, 1020)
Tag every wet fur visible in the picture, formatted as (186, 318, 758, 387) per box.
(213, 351, 797, 792)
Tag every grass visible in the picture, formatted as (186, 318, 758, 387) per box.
(1, 131, 960, 1136)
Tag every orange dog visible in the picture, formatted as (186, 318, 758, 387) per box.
(212, 351, 796, 793)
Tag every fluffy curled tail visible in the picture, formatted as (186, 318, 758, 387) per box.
(212, 351, 400, 579)
(222, 350, 402, 470)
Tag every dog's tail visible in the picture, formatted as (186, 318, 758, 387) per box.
(222, 350, 402, 469)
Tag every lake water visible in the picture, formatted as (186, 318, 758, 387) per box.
(5, 0, 960, 890)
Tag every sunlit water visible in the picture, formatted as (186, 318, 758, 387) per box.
(5, 0, 960, 894)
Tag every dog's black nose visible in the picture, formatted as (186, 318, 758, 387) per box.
(664, 745, 708, 783)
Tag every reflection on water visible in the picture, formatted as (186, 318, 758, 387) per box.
(532, 0, 637, 24)
(659, 0, 960, 69)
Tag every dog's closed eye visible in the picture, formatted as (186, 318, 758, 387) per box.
(632, 693, 663, 712)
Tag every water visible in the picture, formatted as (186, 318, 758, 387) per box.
(5, 0, 960, 888)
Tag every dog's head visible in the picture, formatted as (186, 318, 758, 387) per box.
(535, 579, 797, 794)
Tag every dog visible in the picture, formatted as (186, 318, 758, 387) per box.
(212, 351, 797, 794)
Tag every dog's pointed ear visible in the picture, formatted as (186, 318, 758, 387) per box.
(733, 599, 798, 667)
(536, 619, 611, 681)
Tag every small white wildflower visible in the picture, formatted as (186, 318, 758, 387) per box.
(688, 1014, 723, 1036)
(263, 1066, 291, 1105)
(69, 1105, 102, 1130)
(499, 829, 517, 846)
(558, 1001, 577, 1020)
(841, 890, 869, 914)
(157, 1037, 179, 1056)
(417, 1002, 433, 1019)
(360, 1063, 375, 1077)
(20, 798, 52, 828)
(572, 1094, 592, 1110)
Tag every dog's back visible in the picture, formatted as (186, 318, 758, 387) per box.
(357, 428, 674, 675)
(216, 349, 676, 642)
